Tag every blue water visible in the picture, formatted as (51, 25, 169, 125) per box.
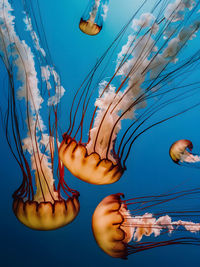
(1, 0, 200, 266)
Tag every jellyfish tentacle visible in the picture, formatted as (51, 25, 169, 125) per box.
(0, 0, 80, 230)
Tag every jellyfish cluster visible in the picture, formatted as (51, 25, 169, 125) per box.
(1, 0, 200, 261)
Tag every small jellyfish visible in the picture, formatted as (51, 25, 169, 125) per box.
(169, 139, 200, 166)
(79, 0, 109, 35)
(0, 0, 80, 230)
(92, 192, 200, 258)
(60, 0, 200, 185)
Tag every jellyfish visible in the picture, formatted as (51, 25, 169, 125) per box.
(59, 0, 200, 185)
(92, 191, 200, 258)
(79, 0, 109, 35)
(0, 0, 80, 230)
(169, 139, 200, 167)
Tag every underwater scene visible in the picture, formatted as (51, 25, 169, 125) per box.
(1, 0, 200, 266)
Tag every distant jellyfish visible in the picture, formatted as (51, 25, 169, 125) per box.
(79, 0, 109, 35)
(0, 0, 80, 230)
(92, 192, 200, 259)
(169, 139, 200, 166)
(59, 0, 200, 185)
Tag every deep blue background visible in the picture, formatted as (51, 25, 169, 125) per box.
(1, 0, 200, 266)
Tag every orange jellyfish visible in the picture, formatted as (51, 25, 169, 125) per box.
(59, 0, 200, 185)
(0, 0, 80, 230)
(92, 191, 200, 258)
(12, 162, 80, 231)
(79, 0, 109, 35)
(169, 139, 200, 167)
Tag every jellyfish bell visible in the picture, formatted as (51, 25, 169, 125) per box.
(79, 0, 109, 36)
(169, 139, 193, 163)
(79, 18, 102, 36)
(12, 161, 80, 231)
(60, 0, 200, 185)
(169, 139, 200, 166)
(92, 192, 200, 259)
(0, 0, 80, 230)
(92, 193, 129, 258)
(13, 194, 80, 231)
(59, 135, 124, 185)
